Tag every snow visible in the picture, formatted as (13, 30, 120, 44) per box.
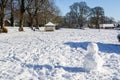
(0, 27, 120, 80)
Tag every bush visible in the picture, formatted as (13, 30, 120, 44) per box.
(117, 34, 120, 42)
(19, 27, 24, 31)
(2, 27, 8, 33)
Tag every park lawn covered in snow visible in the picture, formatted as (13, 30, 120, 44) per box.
(0, 27, 120, 80)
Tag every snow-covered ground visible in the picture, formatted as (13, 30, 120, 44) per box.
(0, 27, 120, 80)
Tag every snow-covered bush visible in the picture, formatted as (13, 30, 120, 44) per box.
(117, 34, 120, 42)
(1, 27, 8, 33)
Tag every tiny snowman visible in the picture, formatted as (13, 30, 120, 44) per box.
(83, 42, 104, 72)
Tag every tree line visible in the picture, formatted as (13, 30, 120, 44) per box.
(0, 1, 116, 33)
(63, 2, 115, 29)
(0, 0, 62, 33)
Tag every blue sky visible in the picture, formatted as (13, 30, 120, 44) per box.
(55, 0, 120, 21)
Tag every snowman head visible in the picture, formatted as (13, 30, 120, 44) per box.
(87, 42, 99, 54)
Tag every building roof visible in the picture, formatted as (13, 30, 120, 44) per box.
(100, 24, 115, 28)
(45, 22, 55, 26)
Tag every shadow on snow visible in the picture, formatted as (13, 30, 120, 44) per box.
(55, 65, 86, 72)
(64, 42, 120, 54)
(24, 63, 86, 73)
(24, 64, 53, 70)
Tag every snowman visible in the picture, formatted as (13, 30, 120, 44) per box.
(83, 42, 105, 72)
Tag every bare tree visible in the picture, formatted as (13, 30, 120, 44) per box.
(27, 0, 45, 30)
(47, 0, 61, 23)
(41, 0, 51, 24)
(17, 0, 33, 31)
(65, 2, 90, 28)
(0, 0, 8, 33)
(6, 0, 18, 27)
(10, 0, 14, 26)
(65, 12, 75, 28)
(35, 0, 47, 29)
(90, 6, 104, 28)
(104, 17, 115, 24)
(27, 1, 36, 30)
(7, 0, 17, 26)
(42, 0, 57, 24)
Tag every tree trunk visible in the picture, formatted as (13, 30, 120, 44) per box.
(19, 0, 25, 31)
(96, 15, 100, 29)
(10, 13, 14, 27)
(96, 18, 99, 29)
(30, 15, 34, 30)
(1, 8, 5, 29)
(0, 8, 8, 33)
(35, 0, 39, 29)
(35, 14, 39, 29)
(19, 12, 24, 31)
(10, 0, 14, 27)
(1, 17, 5, 29)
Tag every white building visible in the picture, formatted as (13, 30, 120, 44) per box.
(99, 24, 115, 29)
(45, 22, 56, 31)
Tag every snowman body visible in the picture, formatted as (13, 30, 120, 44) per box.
(83, 42, 104, 72)
(83, 53, 97, 72)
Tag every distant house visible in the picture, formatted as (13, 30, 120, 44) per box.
(99, 24, 115, 29)
(114, 24, 120, 30)
(5, 20, 11, 26)
(45, 22, 56, 31)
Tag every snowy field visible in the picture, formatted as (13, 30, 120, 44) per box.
(0, 27, 120, 80)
